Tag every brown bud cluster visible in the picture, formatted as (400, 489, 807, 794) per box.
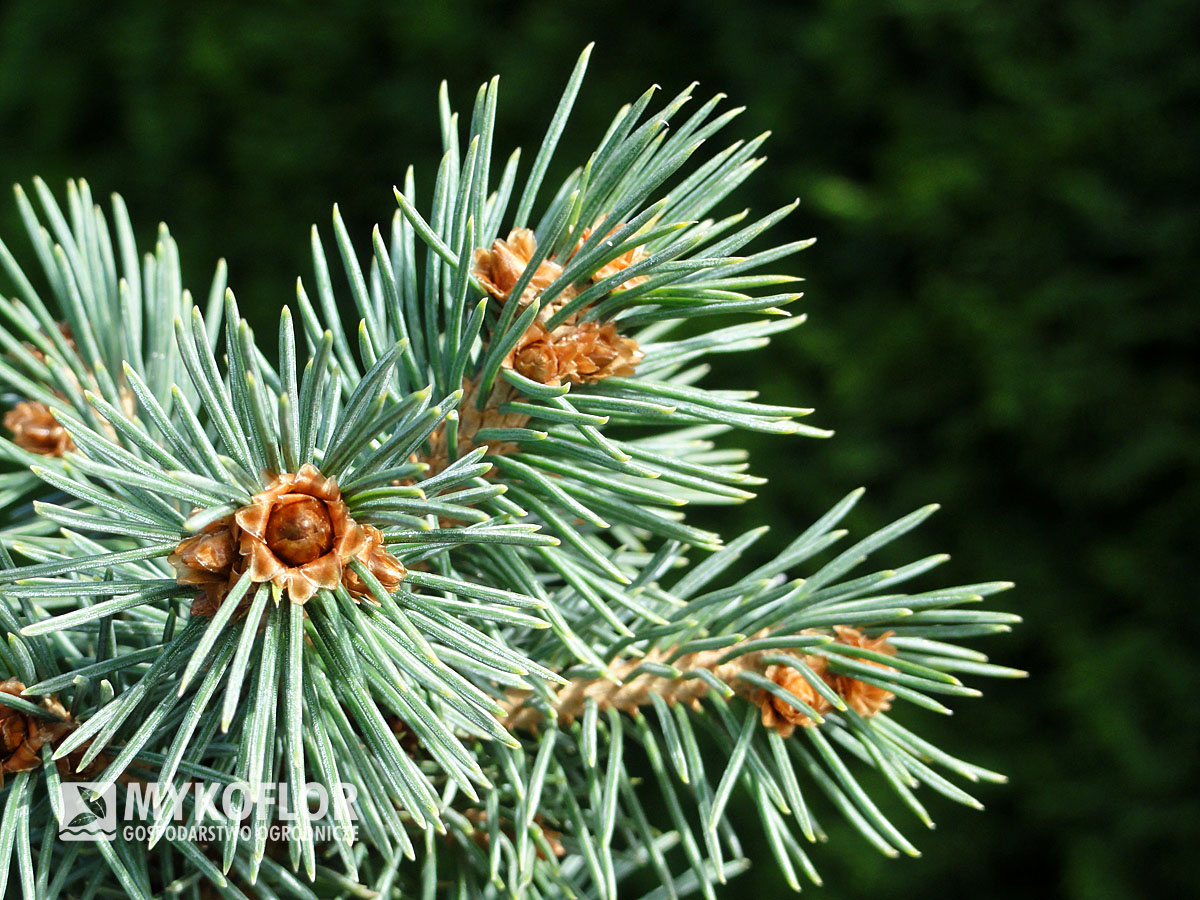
(169, 464, 406, 611)
(757, 626, 898, 737)
(472, 225, 646, 389)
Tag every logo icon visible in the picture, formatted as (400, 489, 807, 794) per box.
(58, 782, 116, 842)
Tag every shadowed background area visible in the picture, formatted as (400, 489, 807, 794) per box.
(1, 1, 1195, 897)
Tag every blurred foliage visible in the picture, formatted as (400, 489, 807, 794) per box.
(1, 1, 1195, 897)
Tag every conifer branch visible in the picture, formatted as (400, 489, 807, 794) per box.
(0, 47, 1021, 900)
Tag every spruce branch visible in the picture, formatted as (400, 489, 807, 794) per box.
(0, 47, 1023, 900)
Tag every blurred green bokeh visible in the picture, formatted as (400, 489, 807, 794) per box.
(1, 1, 1194, 897)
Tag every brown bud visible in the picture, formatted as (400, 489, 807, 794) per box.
(472, 228, 566, 305)
(342, 525, 407, 599)
(169, 516, 246, 616)
(169, 518, 238, 585)
(512, 338, 560, 384)
(758, 660, 834, 737)
(234, 464, 368, 604)
(504, 319, 642, 387)
(4, 401, 74, 457)
(265, 496, 334, 566)
(0, 679, 73, 774)
(828, 626, 898, 718)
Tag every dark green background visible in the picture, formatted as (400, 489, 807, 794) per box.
(1, 1, 1195, 897)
